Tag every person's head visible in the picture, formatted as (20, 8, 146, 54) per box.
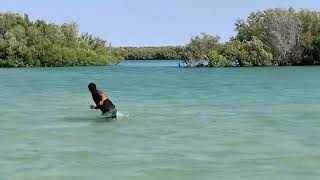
(88, 83, 97, 93)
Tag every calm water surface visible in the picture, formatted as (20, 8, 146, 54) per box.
(1, 60, 320, 180)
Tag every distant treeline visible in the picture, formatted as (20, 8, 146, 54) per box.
(0, 12, 122, 67)
(3, 8, 320, 67)
(118, 8, 320, 67)
(115, 46, 185, 60)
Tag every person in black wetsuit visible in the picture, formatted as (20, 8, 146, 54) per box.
(88, 83, 117, 118)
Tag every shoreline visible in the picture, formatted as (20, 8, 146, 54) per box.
(1, 60, 320, 69)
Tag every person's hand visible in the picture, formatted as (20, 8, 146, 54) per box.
(90, 104, 96, 109)
(99, 101, 103, 106)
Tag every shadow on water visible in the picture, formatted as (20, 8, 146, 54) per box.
(61, 115, 117, 123)
(57, 110, 129, 124)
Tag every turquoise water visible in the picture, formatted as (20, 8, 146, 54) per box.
(1, 61, 320, 180)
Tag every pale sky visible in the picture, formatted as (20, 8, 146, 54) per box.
(1, 0, 319, 46)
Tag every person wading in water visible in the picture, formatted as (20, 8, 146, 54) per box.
(88, 83, 117, 118)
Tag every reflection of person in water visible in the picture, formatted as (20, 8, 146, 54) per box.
(88, 83, 117, 118)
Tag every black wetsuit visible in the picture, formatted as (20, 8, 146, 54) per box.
(91, 90, 117, 118)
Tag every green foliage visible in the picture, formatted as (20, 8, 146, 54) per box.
(234, 8, 316, 66)
(4, 8, 320, 68)
(0, 12, 121, 67)
(116, 33, 221, 67)
(220, 40, 250, 66)
(244, 37, 273, 66)
(219, 38, 273, 67)
(117, 33, 221, 64)
(117, 46, 185, 60)
(208, 50, 227, 67)
(117, 8, 320, 67)
(184, 33, 220, 61)
(299, 10, 320, 65)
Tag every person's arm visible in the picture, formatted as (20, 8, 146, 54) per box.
(90, 104, 102, 109)
(90, 92, 104, 109)
(95, 104, 102, 109)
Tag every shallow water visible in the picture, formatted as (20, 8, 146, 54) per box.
(1, 61, 320, 180)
